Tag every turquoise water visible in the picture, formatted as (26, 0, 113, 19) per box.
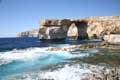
(0, 38, 93, 79)
(0, 47, 91, 80)
(0, 38, 120, 80)
(0, 47, 120, 80)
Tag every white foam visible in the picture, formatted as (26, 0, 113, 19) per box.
(0, 47, 90, 66)
(40, 64, 91, 80)
(0, 48, 47, 65)
(7, 63, 110, 80)
(0, 46, 100, 66)
(87, 48, 99, 53)
(40, 64, 108, 80)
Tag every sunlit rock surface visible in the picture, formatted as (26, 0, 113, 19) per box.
(38, 27, 66, 39)
(104, 34, 120, 44)
(67, 23, 78, 40)
(39, 16, 120, 40)
(17, 29, 39, 37)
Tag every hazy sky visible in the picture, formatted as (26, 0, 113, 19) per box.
(0, 0, 120, 37)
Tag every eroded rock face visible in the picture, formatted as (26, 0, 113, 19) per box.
(40, 19, 71, 27)
(39, 16, 120, 40)
(87, 16, 120, 38)
(67, 23, 78, 40)
(38, 27, 66, 39)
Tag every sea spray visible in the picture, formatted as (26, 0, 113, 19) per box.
(6, 63, 111, 80)
(0, 47, 96, 79)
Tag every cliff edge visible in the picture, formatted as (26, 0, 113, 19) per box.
(38, 16, 120, 44)
(17, 29, 39, 37)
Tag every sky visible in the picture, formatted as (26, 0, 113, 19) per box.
(0, 0, 120, 37)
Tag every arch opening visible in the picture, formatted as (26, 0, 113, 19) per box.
(67, 21, 88, 40)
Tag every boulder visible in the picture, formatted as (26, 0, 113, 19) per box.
(103, 34, 120, 44)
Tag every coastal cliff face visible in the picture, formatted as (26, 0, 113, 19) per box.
(38, 16, 120, 40)
(17, 29, 39, 37)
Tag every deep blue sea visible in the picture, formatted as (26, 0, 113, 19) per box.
(0, 37, 118, 80)
(0, 37, 43, 51)
(0, 37, 102, 51)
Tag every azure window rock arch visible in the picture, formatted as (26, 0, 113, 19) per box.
(67, 23, 78, 40)
(67, 21, 88, 40)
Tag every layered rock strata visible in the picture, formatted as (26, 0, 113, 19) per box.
(39, 16, 120, 41)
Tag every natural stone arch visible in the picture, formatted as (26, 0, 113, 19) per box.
(67, 21, 88, 40)
(67, 23, 78, 40)
(74, 21, 88, 39)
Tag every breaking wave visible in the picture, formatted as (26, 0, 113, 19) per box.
(0, 47, 91, 66)
(0, 46, 100, 79)
(6, 63, 110, 80)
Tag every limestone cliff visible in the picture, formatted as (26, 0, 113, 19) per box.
(17, 29, 39, 37)
(38, 16, 120, 40)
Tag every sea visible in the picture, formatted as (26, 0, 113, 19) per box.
(0, 37, 120, 80)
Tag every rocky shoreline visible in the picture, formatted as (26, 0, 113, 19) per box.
(3, 42, 120, 80)
(45, 42, 120, 80)
(16, 15, 120, 80)
(47, 41, 120, 51)
(7, 63, 120, 80)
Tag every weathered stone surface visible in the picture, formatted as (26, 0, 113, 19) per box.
(39, 16, 120, 40)
(87, 17, 120, 38)
(17, 29, 39, 37)
(38, 27, 66, 39)
(40, 19, 60, 26)
(103, 34, 120, 44)
(40, 19, 71, 27)
(67, 23, 78, 40)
